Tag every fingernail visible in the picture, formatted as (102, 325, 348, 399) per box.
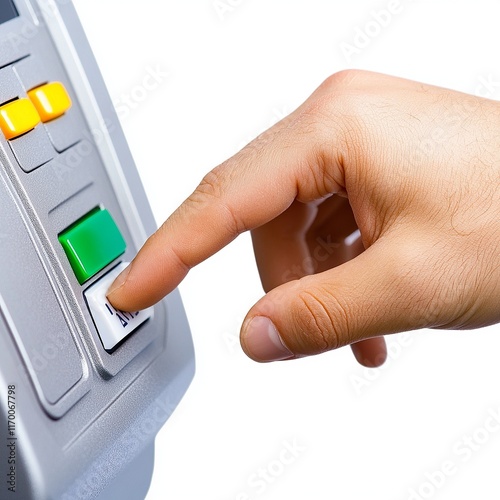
(242, 316, 294, 362)
(106, 264, 131, 298)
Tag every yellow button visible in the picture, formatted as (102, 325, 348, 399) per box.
(28, 82, 72, 122)
(0, 98, 41, 140)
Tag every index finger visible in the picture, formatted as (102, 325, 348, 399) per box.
(106, 85, 345, 311)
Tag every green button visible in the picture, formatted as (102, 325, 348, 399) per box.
(59, 208, 126, 284)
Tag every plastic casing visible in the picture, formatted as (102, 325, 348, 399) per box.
(0, 1, 195, 499)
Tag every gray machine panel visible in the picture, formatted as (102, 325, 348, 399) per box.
(0, 0, 195, 498)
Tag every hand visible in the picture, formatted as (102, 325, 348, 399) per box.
(107, 70, 500, 366)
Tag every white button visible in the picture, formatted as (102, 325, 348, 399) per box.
(85, 262, 154, 351)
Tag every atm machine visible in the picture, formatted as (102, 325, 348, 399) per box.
(0, 1, 195, 498)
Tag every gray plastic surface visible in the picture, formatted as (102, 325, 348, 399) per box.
(0, 0, 195, 498)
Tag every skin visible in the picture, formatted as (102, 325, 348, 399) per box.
(106, 70, 500, 367)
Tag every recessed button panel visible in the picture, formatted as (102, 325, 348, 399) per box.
(85, 263, 154, 351)
(13, 55, 48, 93)
(43, 108, 81, 152)
(0, 179, 84, 406)
(58, 207, 127, 284)
(10, 124, 55, 172)
(0, 65, 24, 105)
(0, 56, 80, 168)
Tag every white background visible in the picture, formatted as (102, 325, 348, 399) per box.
(72, 1, 500, 499)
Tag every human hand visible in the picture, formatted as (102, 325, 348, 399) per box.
(107, 70, 500, 366)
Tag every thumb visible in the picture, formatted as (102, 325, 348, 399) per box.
(240, 234, 446, 362)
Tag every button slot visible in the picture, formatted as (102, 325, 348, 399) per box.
(58, 207, 126, 284)
(85, 262, 154, 351)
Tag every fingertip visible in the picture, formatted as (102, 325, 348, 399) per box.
(106, 267, 169, 313)
(241, 316, 295, 362)
(106, 263, 134, 311)
(106, 259, 161, 312)
(106, 263, 130, 296)
(350, 337, 387, 367)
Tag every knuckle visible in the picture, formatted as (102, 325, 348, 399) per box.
(196, 166, 226, 202)
(314, 69, 378, 125)
(302, 71, 378, 183)
(320, 69, 365, 93)
(190, 166, 246, 237)
(315, 69, 377, 111)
